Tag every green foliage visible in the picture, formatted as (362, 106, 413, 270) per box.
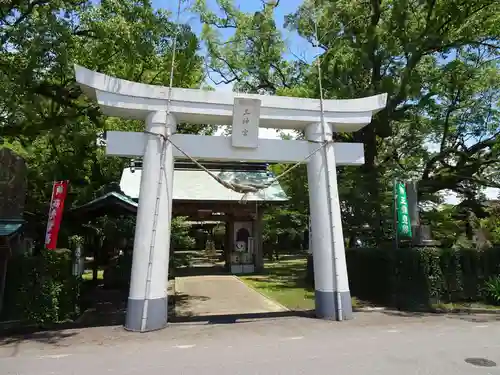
(423, 205, 466, 247)
(482, 275, 500, 304)
(171, 217, 196, 250)
(102, 218, 194, 287)
(1, 0, 212, 233)
(345, 247, 500, 309)
(0, 0, 499, 275)
(197, 0, 500, 243)
(82, 215, 135, 251)
(480, 204, 500, 245)
(103, 249, 192, 288)
(194, 0, 301, 94)
(103, 251, 133, 289)
(263, 208, 307, 251)
(2, 250, 81, 324)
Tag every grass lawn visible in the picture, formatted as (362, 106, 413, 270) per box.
(82, 269, 104, 281)
(240, 257, 314, 310)
(240, 256, 363, 311)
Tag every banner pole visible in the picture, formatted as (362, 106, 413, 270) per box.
(393, 179, 399, 251)
(391, 179, 399, 307)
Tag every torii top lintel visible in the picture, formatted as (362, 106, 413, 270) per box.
(74, 65, 387, 132)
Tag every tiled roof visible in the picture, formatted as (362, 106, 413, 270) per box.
(120, 167, 288, 202)
(76, 191, 138, 209)
(0, 219, 24, 237)
(69, 191, 138, 216)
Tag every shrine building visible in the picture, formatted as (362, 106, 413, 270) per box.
(75, 160, 287, 274)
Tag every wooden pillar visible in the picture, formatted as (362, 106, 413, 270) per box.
(92, 238, 99, 284)
(225, 216, 235, 270)
(0, 249, 8, 316)
(405, 180, 421, 245)
(254, 208, 265, 272)
(224, 222, 229, 270)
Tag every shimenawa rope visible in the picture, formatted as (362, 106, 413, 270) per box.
(139, 1, 335, 205)
(143, 130, 332, 202)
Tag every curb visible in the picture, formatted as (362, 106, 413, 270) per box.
(233, 275, 290, 312)
(354, 306, 387, 312)
(353, 306, 500, 314)
(431, 307, 500, 314)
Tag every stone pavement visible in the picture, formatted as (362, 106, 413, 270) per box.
(174, 275, 288, 318)
(1, 312, 500, 374)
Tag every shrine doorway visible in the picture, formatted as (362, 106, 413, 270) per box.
(120, 160, 288, 275)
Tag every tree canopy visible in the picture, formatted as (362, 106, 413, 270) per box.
(196, 0, 500, 245)
(1, 0, 210, 218)
(1, 0, 499, 248)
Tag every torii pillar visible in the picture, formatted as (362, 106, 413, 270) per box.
(126, 111, 176, 331)
(306, 122, 351, 320)
(73, 64, 387, 331)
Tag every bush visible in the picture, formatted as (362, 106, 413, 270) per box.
(306, 246, 500, 310)
(344, 246, 500, 309)
(1, 249, 81, 324)
(102, 249, 192, 289)
(171, 217, 196, 250)
(103, 251, 133, 289)
(483, 276, 500, 305)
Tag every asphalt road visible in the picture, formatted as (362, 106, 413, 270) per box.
(2, 312, 500, 375)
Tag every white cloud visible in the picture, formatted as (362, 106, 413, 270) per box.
(441, 187, 499, 205)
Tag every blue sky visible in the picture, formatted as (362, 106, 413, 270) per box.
(157, 0, 315, 89)
(152, 1, 499, 203)
(156, 0, 305, 33)
(86, 1, 496, 202)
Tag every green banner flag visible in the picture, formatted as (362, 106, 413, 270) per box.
(394, 181, 412, 238)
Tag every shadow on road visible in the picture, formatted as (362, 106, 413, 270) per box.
(0, 330, 79, 347)
(174, 265, 228, 277)
(170, 309, 315, 324)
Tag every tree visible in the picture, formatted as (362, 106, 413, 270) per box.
(417, 51, 500, 210)
(194, 0, 303, 94)
(1, 0, 211, 229)
(286, 0, 500, 238)
(196, 0, 500, 244)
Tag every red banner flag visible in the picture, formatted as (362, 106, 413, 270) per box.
(45, 180, 69, 250)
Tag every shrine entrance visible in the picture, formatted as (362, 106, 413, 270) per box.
(74, 64, 387, 332)
(119, 160, 288, 275)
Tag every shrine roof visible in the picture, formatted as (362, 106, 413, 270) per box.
(120, 167, 288, 202)
(0, 219, 24, 237)
(69, 191, 138, 218)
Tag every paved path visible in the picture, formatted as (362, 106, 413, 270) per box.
(174, 275, 287, 317)
(1, 312, 500, 374)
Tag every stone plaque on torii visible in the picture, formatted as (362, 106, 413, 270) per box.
(74, 65, 387, 332)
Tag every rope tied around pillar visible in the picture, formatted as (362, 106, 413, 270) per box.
(143, 129, 334, 203)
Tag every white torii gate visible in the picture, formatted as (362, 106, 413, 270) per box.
(74, 65, 387, 332)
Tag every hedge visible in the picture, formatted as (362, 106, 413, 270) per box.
(306, 247, 500, 309)
(1, 249, 81, 324)
(346, 247, 500, 309)
(102, 250, 192, 288)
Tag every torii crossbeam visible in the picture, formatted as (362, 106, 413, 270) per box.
(75, 65, 387, 332)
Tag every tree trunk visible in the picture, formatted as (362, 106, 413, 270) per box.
(361, 122, 385, 243)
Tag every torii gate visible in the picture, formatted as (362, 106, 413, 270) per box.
(74, 65, 387, 332)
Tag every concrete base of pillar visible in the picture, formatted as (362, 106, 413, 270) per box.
(315, 290, 353, 321)
(125, 297, 168, 332)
